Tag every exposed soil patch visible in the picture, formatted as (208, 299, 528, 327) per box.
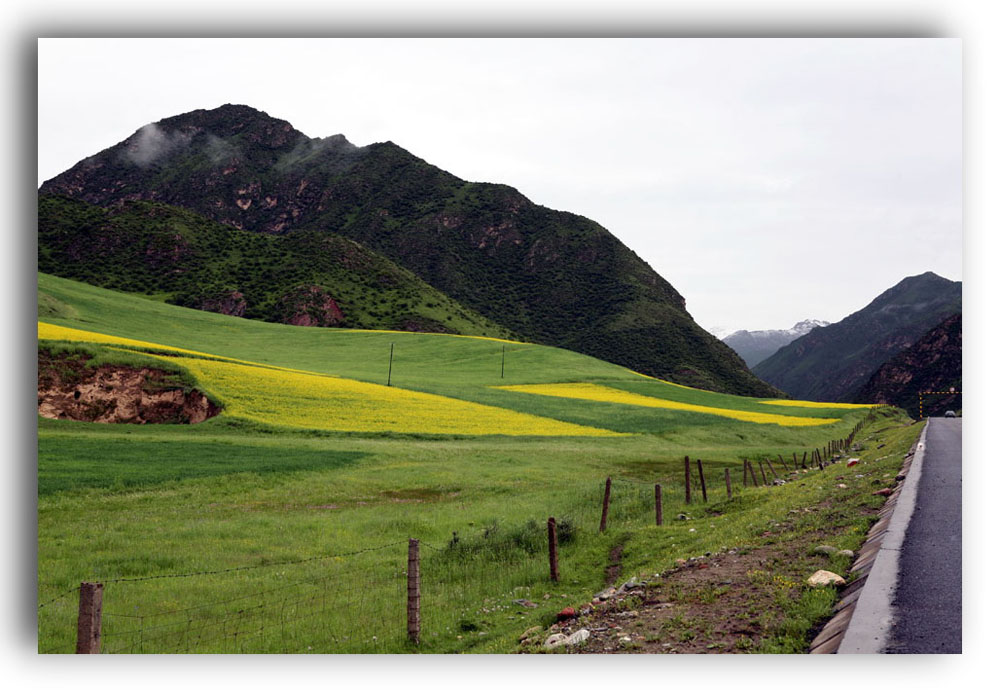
(541, 535, 832, 654)
(605, 544, 624, 586)
(38, 351, 220, 424)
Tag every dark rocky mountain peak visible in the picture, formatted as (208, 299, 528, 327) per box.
(753, 272, 961, 402)
(853, 312, 961, 417)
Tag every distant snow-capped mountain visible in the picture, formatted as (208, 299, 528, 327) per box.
(707, 325, 739, 340)
(723, 319, 830, 369)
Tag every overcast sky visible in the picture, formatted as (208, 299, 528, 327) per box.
(37, 38, 962, 334)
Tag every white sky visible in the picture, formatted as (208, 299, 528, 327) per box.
(37, 37, 962, 333)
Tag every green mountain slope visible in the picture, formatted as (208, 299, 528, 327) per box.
(38, 272, 862, 439)
(38, 195, 514, 338)
(753, 272, 962, 401)
(38, 104, 777, 397)
(853, 313, 961, 418)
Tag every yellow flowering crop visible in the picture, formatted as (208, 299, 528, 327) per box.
(38, 322, 217, 359)
(167, 357, 622, 436)
(757, 399, 872, 410)
(495, 382, 837, 427)
(38, 321, 620, 437)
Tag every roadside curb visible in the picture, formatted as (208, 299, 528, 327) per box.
(808, 421, 928, 654)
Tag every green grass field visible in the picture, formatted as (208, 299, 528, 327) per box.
(36, 273, 909, 654)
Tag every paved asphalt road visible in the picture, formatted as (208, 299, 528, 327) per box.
(885, 417, 962, 653)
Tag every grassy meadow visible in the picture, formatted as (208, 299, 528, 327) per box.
(36, 272, 910, 654)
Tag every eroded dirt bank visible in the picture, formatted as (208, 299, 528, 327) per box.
(38, 351, 220, 424)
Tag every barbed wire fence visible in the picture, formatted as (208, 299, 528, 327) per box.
(38, 405, 889, 654)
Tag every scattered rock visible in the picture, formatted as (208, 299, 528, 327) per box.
(846, 459, 860, 467)
(895, 474, 907, 482)
(619, 578, 646, 592)
(544, 629, 589, 649)
(676, 513, 690, 521)
(836, 483, 848, 489)
(872, 488, 893, 497)
(513, 599, 538, 609)
(807, 570, 846, 587)
(556, 607, 577, 622)
(812, 545, 837, 556)
(543, 633, 568, 649)
(772, 479, 787, 486)
(594, 586, 617, 601)
(836, 549, 855, 559)
(565, 629, 590, 646)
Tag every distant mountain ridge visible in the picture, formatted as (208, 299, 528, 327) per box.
(38, 104, 779, 396)
(723, 319, 830, 369)
(853, 313, 961, 418)
(752, 272, 961, 402)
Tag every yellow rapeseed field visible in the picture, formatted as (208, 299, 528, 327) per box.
(495, 382, 838, 427)
(38, 322, 217, 359)
(38, 321, 621, 437)
(757, 399, 872, 410)
(168, 356, 622, 436)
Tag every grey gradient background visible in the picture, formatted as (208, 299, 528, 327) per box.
(7, 0, 993, 688)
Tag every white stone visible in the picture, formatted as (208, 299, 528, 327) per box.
(544, 629, 590, 649)
(543, 633, 568, 649)
(807, 570, 846, 587)
(565, 629, 590, 646)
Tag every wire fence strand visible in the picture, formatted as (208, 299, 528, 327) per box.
(39, 407, 885, 653)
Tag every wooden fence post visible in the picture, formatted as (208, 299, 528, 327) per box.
(765, 458, 778, 480)
(725, 469, 732, 501)
(742, 459, 748, 487)
(748, 460, 759, 487)
(684, 457, 692, 504)
(599, 477, 612, 532)
(758, 460, 768, 485)
(407, 539, 420, 645)
(548, 517, 559, 582)
(778, 454, 788, 472)
(76, 581, 103, 654)
(696, 459, 708, 502)
(655, 485, 663, 526)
